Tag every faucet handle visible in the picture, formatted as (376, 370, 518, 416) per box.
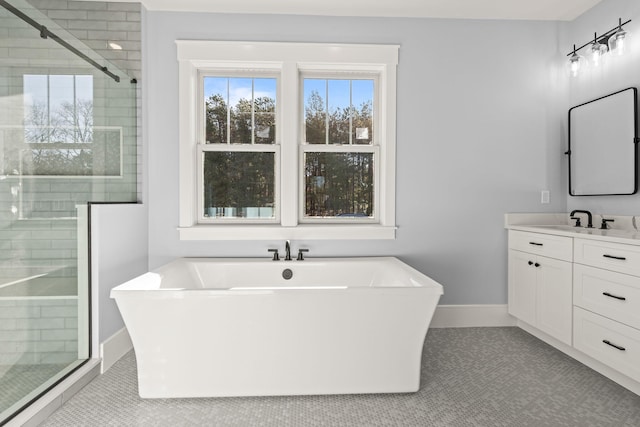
(600, 218, 615, 230)
(268, 248, 280, 261)
(570, 216, 582, 227)
(297, 249, 309, 261)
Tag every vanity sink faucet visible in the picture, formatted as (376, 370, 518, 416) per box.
(570, 210, 593, 228)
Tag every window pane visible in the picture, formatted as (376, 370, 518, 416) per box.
(303, 78, 374, 145)
(203, 151, 275, 219)
(204, 77, 277, 145)
(328, 79, 350, 144)
(352, 80, 373, 145)
(304, 152, 374, 218)
(18, 75, 105, 177)
(229, 78, 253, 144)
(204, 77, 229, 144)
(254, 78, 276, 144)
(304, 79, 326, 144)
(23, 75, 94, 146)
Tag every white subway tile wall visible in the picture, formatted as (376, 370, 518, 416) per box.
(0, 299, 78, 365)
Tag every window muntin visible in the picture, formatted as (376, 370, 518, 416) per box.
(199, 74, 278, 222)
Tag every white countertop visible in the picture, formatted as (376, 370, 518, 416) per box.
(505, 213, 640, 246)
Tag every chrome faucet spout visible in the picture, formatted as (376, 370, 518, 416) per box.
(284, 240, 292, 261)
(569, 209, 593, 228)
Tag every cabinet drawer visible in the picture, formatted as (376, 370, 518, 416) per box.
(508, 230, 572, 261)
(574, 307, 640, 384)
(574, 264, 640, 330)
(574, 238, 640, 276)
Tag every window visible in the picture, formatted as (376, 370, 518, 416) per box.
(200, 76, 278, 221)
(302, 77, 376, 221)
(2, 75, 122, 177)
(177, 41, 398, 240)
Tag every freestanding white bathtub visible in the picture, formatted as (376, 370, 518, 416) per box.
(110, 257, 443, 398)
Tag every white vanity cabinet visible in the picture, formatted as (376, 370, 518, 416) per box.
(573, 238, 640, 383)
(506, 214, 640, 396)
(508, 230, 573, 345)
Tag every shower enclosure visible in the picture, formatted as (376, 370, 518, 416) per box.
(0, 0, 138, 422)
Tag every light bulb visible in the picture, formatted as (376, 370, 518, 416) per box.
(570, 56, 580, 75)
(610, 32, 627, 55)
(566, 47, 587, 77)
(589, 33, 608, 67)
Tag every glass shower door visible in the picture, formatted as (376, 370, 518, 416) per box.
(0, 0, 138, 422)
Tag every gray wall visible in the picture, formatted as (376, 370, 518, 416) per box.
(564, 0, 640, 215)
(144, 12, 566, 305)
(92, 203, 148, 343)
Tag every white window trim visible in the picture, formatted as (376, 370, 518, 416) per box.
(176, 40, 398, 240)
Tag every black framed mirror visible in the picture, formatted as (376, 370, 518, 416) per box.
(567, 87, 639, 196)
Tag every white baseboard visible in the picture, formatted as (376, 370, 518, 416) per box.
(430, 304, 517, 328)
(100, 327, 133, 374)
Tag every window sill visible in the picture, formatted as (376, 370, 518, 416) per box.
(177, 224, 397, 240)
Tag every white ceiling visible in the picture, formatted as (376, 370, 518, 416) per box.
(136, 0, 602, 21)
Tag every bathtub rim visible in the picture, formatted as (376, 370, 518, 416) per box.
(110, 256, 444, 296)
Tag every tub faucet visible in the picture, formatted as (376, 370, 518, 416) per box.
(570, 209, 593, 228)
(284, 240, 292, 261)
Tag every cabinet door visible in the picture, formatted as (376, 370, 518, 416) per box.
(536, 256, 573, 345)
(508, 250, 537, 326)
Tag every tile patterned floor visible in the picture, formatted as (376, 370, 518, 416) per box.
(40, 328, 640, 426)
(0, 363, 67, 416)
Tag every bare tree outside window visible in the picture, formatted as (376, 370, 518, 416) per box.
(5, 74, 122, 177)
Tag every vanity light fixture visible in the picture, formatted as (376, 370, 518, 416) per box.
(566, 18, 631, 76)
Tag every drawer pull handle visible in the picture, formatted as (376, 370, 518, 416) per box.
(602, 340, 626, 351)
(529, 242, 543, 246)
(603, 254, 626, 261)
(602, 292, 626, 301)
(528, 261, 533, 266)
(534, 263, 540, 267)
